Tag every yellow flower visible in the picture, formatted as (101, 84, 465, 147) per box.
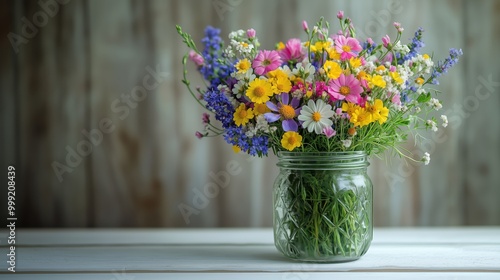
(305, 89, 313, 98)
(233, 104, 254, 126)
(271, 76, 292, 94)
(327, 48, 340, 60)
(323, 60, 342, 80)
(253, 103, 270, 115)
(415, 77, 425, 85)
(277, 41, 285, 51)
(357, 71, 367, 81)
(267, 69, 288, 80)
(350, 107, 373, 127)
(423, 54, 430, 60)
(281, 131, 302, 151)
(342, 102, 359, 116)
(349, 57, 362, 68)
(235, 59, 251, 74)
(232, 145, 241, 153)
(390, 71, 403, 85)
(376, 65, 386, 72)
(246, 78, 273, 104)
(366, 99, 389, 124)
(371, 75, 386, 88)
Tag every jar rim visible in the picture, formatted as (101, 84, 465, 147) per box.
(276, 151, 369, 170)
(277, 151, 367, 157)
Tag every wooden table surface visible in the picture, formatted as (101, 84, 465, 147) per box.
(1, 227, 500, 279)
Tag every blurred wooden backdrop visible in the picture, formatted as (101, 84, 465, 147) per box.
(1, 0, 499, 227)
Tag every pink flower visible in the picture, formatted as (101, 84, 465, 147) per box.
(367, 38, 375, 45)
(202, 113, 210, 124)
(323, 127, 336, 138)
(337, 10, 344, 19)
(334, 35, 362, 60)
(247, 28, 256, 38)
(302, 20, 309, 32)
(393, 22, 404, 32)
(390, 65, 397, 72)
(359, 57, 366, 66)
(279, 38, 304, 62)
(391, 93, 401, 105)
(195, 131, 204, 139)
(314, 81, 328, 97)
(382, 35, 391, 48)
(327, 74, 364, 104)
(252, 50, 282, 75)
(188, 50, 204, 66)
(383, 52, 393, 63)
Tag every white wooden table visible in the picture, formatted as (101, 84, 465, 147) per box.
(1, 228, 500, 279)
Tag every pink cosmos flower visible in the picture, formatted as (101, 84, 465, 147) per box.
(334, 35, 362, 60)
(327, 74, 364, 104)
(279, 38, 305, 62)
(252, 50, 282, 75)
(188, 50, 204, 66)
(382, 35, 391, 48)
(323, 127, 336, 138)
(247, 28, 256, 38)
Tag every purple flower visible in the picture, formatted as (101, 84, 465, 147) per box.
(264, 93, 301, 132)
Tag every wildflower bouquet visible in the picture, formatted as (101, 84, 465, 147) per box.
(177, 14, 461, 162)
(177, 13, 461, 261)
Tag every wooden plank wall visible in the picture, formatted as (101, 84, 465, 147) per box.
(1, 0, 499, 227)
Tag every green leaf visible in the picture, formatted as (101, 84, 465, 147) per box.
(417, 92, 431, 103)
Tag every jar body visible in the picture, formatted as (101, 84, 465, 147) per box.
(273, 152, 373, 262)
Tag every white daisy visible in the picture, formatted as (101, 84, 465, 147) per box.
(298, 99, 334, 134)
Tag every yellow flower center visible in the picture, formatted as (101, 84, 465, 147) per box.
(240, 42, 248, 48)
(288, 135, 297, 145)
(238, 109, 247, 118)
(262, 59, 271, 66)
(342, 45, 351, 53)
(340, 86, 350, 95)
(253, 86, 265, 97)
(312, 112, 321, 122)
(279, 105, 295, 119)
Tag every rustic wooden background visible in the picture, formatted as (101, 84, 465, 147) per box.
(1, 0, 499, 227)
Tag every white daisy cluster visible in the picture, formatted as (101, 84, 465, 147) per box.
(428, 98, 442, 110)
(228, 29, 256, 57)
(426, 119, 438, 132)
(245, 115, 276, 137)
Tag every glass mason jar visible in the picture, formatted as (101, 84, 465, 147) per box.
(273, 151, 373, 262)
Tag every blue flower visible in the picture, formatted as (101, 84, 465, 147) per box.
(200, 26, 234, 89)
(399, 28, 425, 64)
(429, 48, 463, 85)
(203, 89, 234, 129)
